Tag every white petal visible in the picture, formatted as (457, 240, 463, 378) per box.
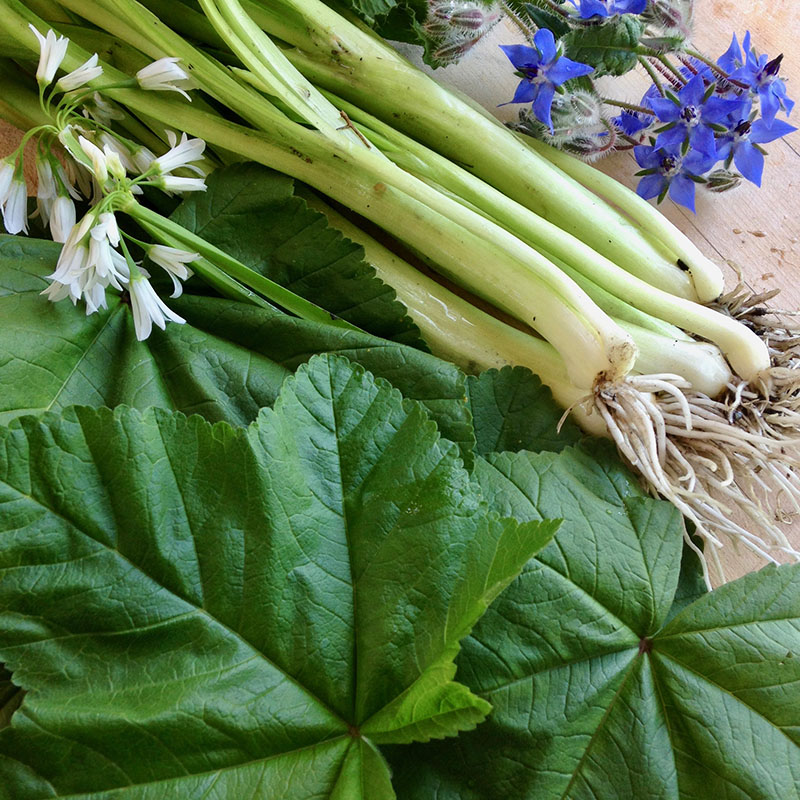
(50, 196, 76, 243)
(2, 181, 29, 235)
(56, 54, 102, 92)
(0, 160, 15, 203)
(128, 276, 185, 340)
(159, 175, 207, 193)
(78, 135, 108, 184)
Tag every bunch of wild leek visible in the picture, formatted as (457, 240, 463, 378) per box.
(457, 0, 796, 211)
(1, 0, 799, 582)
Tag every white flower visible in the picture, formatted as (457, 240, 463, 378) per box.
(147, 244, 198, 297)
(50, 196, 76, 243)
(2, 179, 28, 235)
(78, 135, 108, 184)
(136, 57, 194, 101)
(48, 211, 95, 285)
(103, 147, 127, 181)
(44, 211, 131, 313)
(36, 158, 57, 225)
(55, 53, 102, 92)
(159, 175, 207, 193)
(129, 275, 185, 340)
(154, 131, 206, 175)
(29, 25, 69, 87)
(0, 158, 14, 201)
(63, 155, 92, 199)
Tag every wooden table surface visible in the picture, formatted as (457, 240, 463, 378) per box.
(1, 0, 798, 583)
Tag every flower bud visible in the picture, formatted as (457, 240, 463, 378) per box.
(705, 169, 742, 193)
(642, 0, 693, 37)
(432, 37, 480, 66)
(554, 90, 604, 129)
(450, 8, 498, 31)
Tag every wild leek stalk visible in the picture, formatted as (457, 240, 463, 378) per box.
(1, 0, 799, 582)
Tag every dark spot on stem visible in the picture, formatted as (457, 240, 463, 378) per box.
(638, 637, 653, 655)
(677, 259, 690, 272)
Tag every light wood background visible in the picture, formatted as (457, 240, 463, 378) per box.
(1, 0, 798, 582)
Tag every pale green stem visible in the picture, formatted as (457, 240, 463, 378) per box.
(523, 136, 726, 302)
(299, 189, 604, 433)
(246, 0, 707, 300)
(2, 0, 638, 390)
(326, 92, 700, 341)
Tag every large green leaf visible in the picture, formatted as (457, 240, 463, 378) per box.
(170, 163, 425, 348)
(0, 234, 474, 460)
(466, 366, 582, 456)
(388, 444, 800, 798)
(0, 354, 557, 799)
(563, 16, 646, 77)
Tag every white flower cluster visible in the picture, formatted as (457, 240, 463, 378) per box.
(17, 26, 209, 340)
(39, 125, 208, 338)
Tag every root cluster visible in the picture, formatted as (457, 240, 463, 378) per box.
(593, 284, 800, 586)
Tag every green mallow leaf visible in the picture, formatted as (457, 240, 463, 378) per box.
(0, 234, 474, 462)
(387, 443, 800, 798)
(0, 354, 558, 799)
(170, 163, 425, 349)
(563, 16, 646, 77)
(467, 366, 582, 455)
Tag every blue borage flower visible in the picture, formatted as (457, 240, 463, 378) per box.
(567, 0, 646, 19)
(716, 115, 797, 186)
(634, 144, 717, 212)
(500, 29, 594, 132)
(718, 32, 794, 125)
(647, 74, 747, 156)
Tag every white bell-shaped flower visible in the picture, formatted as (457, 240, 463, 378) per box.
(129, 274, 186, 340)
(29, 25, 69, 87)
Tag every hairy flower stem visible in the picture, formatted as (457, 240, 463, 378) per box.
(601, 97, 656, 116)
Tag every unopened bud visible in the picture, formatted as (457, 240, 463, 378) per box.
(450, 8, 497, 31)
(549, 90, 604, 131)
(432, 36, 480, 65)
(559, 130, 617, 162)
(430, 1, 458, 20)
(705, 169, 742, 193)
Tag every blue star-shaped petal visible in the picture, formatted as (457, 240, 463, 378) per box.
(634, 144, 717, 212)
(719, 32, 794, 125)
(647, 74, 747, 157)
(500, 29, 594, 131)
(715, 117, 797, 186)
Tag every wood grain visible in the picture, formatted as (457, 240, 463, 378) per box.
(1, 1, 798, 582)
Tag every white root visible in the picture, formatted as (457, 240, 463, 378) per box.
(588, 280, 800, 587)
(593, 371, 800, 587)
